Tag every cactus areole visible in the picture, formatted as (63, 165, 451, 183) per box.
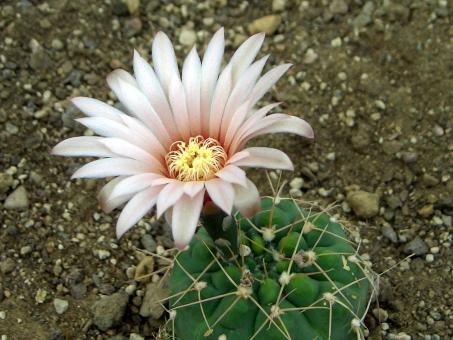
(169, 197, 372, 339)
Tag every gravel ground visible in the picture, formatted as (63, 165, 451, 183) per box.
(0, 0, 452, 339)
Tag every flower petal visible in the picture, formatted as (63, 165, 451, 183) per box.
(98, 177, 132, 213)
(152, 31, 180, 94)
(215, 164, 247, 187)
(71, 158, 154, 179)
(98, 137, 163, 168)
(52, 136, 114, 158)
(220, 56, 268, 142)
(184, 181, 205, 198)
(233, 178, 260, 218)
(228, 32, 265, 83)
(116, 186, 163, 238)
(223, 100, 250, 149)
(133, 50, 180, 140)
(248, 114, 314, 141)
(107, 73, 171, 144)
(171, 190, 205, 249)
(205, 179, 234, 214)
(75, 117, 136, 144)
(107, 69, 138, 88)
(248, 64, 292, 109)
(71, 97, 123, 123)
(232, 114, 314, 153)
(156, 181, 186, 218)
(169, 75, 191, 141)
(109, 173, 162, 200)
(201, 27, 224, 135)
(208, 64, 233, 140)
(182, 47, 202, 136)
(229, 147, 294, 171)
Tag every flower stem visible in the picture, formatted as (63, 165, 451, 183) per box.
(201, 202, 240, 256)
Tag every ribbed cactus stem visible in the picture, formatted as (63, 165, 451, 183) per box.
(201, 201, 240, 255)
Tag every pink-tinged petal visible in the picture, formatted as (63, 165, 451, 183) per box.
(164, 208, 172, 226)
(215, 164, 247, 187)
(75, 117, 138, 144)
(71, 97, 123, 123)
(201, 27, 225, 135)
(228, 103, 281, 154)
(230, 147, 294, 171)
(231, 114, 314, 154)
(109, 173, 162, 201)
(182, 47, 202, 136)
(208, 64, 233, 140)
(116, 186, 163, 238)
(156, 181, 186, 218)
(233, 178, 260, 218)
(152, 177, 176, 186)
(228, 32, 265, 83)
(133, 50, 180, 140)
(248, 114, 314, 142)
(118, 114, 166, 157)
(171, 190, 205, 249)
(152, 31, 180, 94)
(52, 136, 114, 158)
(71, 158, 154, 179)
(184, 181, 205, 198)
(223, 100, 250, 149)
(227, 150, 250, 164)
(107, 74, 171, 145)
(106, 69, 138, 88)
(98, 177, 132, 213)
(205, 179, 234, 214)
(248, 64, 292, 109)
(169, 75, 191, 141)
(98, 138, 163, 169)
(220, 56, 268, 142)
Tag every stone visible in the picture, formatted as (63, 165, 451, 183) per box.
(70, 283, 87, 299)
(289, 177, 303, 190)
(422, 174, 439, 187)
(403, 236, 428, 256)
(248, 15, 281, 35)
(4, 186, 29, 210)
(347, 190, 380, 218)
(92, 291, 129, 331)
(123, 18, 142, 37)
(0, 173, 13, 194)
(418, 204, 434, 218)
(0, 258, 15, 274)
(139, 283, 169, 319)
(179, 28, 197, 47)
(125, 0, 140, 15)
(381, 225, 398, 243)
(141, 234, 157, 253)
(272, 0, 286, 12)
(129, 334, 144, 340)
(29, 49, 52, 71)
(135, 256, 155, 283)
(53, 298, 69, 314)
(372, 307, 389, 321)
(329, 0, 348, 15)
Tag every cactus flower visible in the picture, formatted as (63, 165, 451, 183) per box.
(52, 28, 313, 248)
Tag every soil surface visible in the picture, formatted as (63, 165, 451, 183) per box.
(0, 0, 452, 339)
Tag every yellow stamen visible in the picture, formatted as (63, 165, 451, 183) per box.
(166, 136, 227, 182)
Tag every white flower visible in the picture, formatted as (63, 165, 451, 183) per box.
(52, 28, 313, 248)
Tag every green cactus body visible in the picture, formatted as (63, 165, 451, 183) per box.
(169, 198, 371, 340)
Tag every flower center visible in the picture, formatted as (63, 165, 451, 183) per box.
(165, 136, 227, 182)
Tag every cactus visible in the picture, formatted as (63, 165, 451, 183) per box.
(167, 196, 375, 340)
